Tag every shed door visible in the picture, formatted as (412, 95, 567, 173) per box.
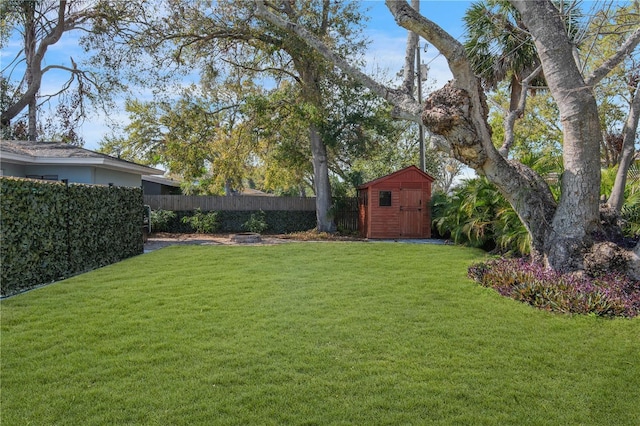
(400, 189, 423, 237)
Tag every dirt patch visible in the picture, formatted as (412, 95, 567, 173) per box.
(144, 233, 294, 252)
(143, 232, 447, 252)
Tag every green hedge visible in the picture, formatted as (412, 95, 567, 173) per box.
(153, 210, 316, 234)
(1, 178, 143, 297)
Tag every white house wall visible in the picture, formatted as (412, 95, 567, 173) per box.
(23, 165, 93, 183)
(95, 168, 141, 187)
(1, 163, 141, 187)
(1, 162, 26, 177)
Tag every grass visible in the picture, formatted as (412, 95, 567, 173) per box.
(1, 242, 639, 425)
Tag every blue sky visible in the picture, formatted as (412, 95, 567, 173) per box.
(1, 1, 473, 150)
(363, 1, 472, 93)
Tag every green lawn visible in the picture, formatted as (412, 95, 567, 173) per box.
(2, 243, 639, 425)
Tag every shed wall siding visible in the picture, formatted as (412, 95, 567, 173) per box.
(369, 187, 401, 238)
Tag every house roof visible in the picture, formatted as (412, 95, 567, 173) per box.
(357, 165, 435, 189)
(241, 188, 274, 196)
(0, 140, 163, 175)
(142, 175, 182, 187)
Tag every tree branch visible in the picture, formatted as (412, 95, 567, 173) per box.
(253, 0, 421, 122)
(585, 27, 640, 87)
(384, 0, 470, 81)
(219, 57, 302, 84)
(608, 82, 640, 211)
(499, 65, 543, 157)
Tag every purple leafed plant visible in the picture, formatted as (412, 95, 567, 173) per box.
(468, 258, 640, 318)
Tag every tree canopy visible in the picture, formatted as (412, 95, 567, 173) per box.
(254, 0, 640, 278)
(0, 0, 113, 143)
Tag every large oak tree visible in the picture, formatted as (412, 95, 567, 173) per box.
(88, 0, 376, 232)
(255, 0, 640, 278)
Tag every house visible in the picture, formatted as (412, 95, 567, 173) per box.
(0, 140, 163, 187)
(142, 175, 182, 195)
(357, 165, 435, 239)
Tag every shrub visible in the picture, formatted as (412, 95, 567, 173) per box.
(621, 201, 640, 238)
(242, 210, 269, 233)
(181, 209, 220, 233)
(1, 177, 142, 297)
(150, 209, 176, 232)
(154, 210, 316, 234)
(432, 178, 530, 255)
(468, 258, 640, 318)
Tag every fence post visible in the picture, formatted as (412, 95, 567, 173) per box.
(62, 179, 72, 275)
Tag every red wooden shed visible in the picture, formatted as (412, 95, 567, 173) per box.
(357, 166, 435, 239)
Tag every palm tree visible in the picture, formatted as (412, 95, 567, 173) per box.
(463, 0, 542, 112)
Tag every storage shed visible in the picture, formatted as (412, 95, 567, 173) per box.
(357, 166, 435, 239)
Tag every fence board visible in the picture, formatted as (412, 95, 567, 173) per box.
(333, 198, 359, 232)
(144, 195, 317, 211)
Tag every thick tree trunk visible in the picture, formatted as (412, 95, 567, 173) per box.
(511, 1, 603, 272)
(422, 82, 556, 261)
(309, 124, 336, 233)
(25, 2, 38, 141)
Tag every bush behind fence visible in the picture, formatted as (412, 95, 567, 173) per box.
(1, 177, 143, 297)
(146, 195, 358, 233)
(153, 210, 318, 234)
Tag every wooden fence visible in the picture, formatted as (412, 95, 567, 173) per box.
(144, 195, 316, 211)
(333, 197, 359, 232)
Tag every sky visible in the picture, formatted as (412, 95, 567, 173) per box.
(1, 1, 474, 150)
(364, 1, 471, 84)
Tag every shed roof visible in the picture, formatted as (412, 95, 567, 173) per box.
(0, 139, 163, 175)
(357, 165, 435, 190)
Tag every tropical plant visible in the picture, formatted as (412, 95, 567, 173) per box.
(432, 177, 530, 255)
(243, 210, 269, 234)
(463, 0, 544, 111)
(468, 258, 640, 318)
(620, 163, 640, 237)
(150, 209, 176, 233)
(181, 209, 219, 234)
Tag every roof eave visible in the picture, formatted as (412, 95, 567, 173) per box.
(357, 165, 436, 189)
(1, 154, 163, 175)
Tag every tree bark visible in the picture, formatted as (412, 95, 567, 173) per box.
(296, 58, 336, 232)
(285, 3, 339, 233)
(508, 74, 522, 114)
(309, 124, 336, 232)
(608, 83, 640, 212)
(499, 65, 542, 157)
(511, 0, 603, 271)
(1, 0, 70, 129)
(387, 0, 557, 260)
(23, 1, 38, 140)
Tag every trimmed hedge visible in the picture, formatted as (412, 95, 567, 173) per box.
(153, 209, 316, 234)
(1, 178, 143, 297)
